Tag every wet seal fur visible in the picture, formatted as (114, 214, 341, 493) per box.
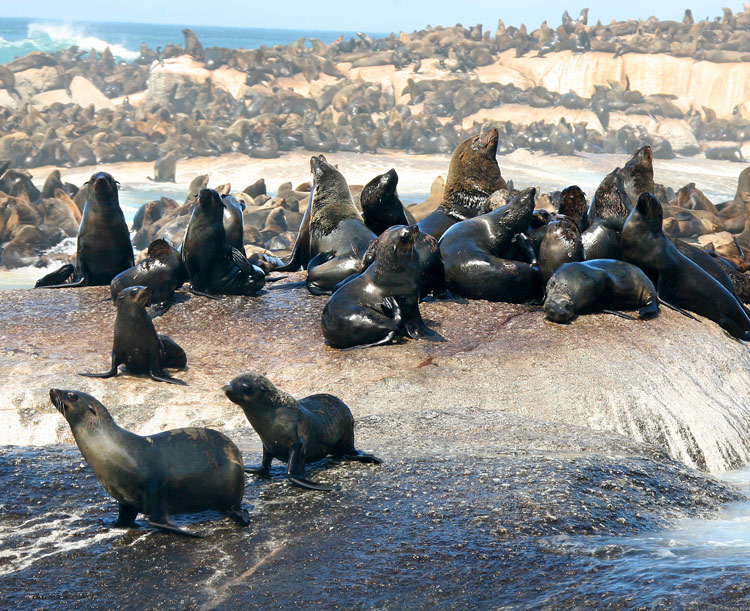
(417, 128, 507, 240)
(322, 225, 440, 349)
(278, 155, 377, 294)
(439, 187, 542, 303)
(360, 168, 413, 236)
(35, 172, 133, 288)
(544, 259, 658, 323)
(50, 388, 249, 538)
(224, 372, 382, 491)
(582, 169, 632, 260)
(182, 188, 266, 297)
(79, 285, 187, 385)
(621, 192, 750, 340)
(110, 239, 187, 314)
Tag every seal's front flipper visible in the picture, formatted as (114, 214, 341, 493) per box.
(149, 301, 172, 317)
(150, 370, 187, 385)
(35, 264, 77, 288)
(189, 287, 223, 300)
(342, 450, 383, 464)
(602, 309, 636, 320)
(287, 475, 336, 491)
(79, 351, 120, 378)
(658, 297, 697, 320)
(113, 502, 138, 528)
(340, 330, 399, 350)
(147, 519, 204, 539)
(227, 506, 251, 527)
(245, 448, 273, 477)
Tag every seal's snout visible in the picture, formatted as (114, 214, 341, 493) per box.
(50, 388, 64, 413)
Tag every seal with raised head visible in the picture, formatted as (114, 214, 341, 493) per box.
(224, 372, 382, 491)
(360, 168, 414, 236)
(50, 388, 249, 537)
(181, 188, 266, 297)
(110, 239, 187, 314)
(439, 187, 542, 303)
(621, 192, 750, 340)
(322, 225, 438, 349)
(582, 169, 632, 260)
(417, 128, 508, 239)
(80, 285, 187, 384)
(277, 155, 377, 294)
(35, 172, 133, 288)
(543, 259, 659, 323)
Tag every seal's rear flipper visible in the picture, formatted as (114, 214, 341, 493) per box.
(35, 264, 77, 288)
(189, 287, 223, 300)
(287, 475, 336, 491)
(342, 450, 383, 464)
(602, 309, 636, 320)
(658, 297, 697, 320)
(339, 330, 400, 350)
(227, 506, 251, 527)
(147, 520, 204, 538)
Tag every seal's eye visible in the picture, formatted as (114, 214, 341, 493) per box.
(66, 392, 78, 402)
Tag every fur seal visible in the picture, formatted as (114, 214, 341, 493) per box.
(619, 145, 654, 204)
(544, 260, 659, 323)
(360, 168, 414, 236)
(181, 188, 266, 297)
(223, 372, 381, 491)
(147, 151, 179, 183)
(621, 192, 750, 340)
(35, 172, 133, 288)
(278, 155, 377, 294)
(322, 225, 438, 349)
(80, 285, 187, 384)
(417, 128, 507, 239)
(110, 239, 187, 314)
(439, 187, 542, 303)
(50, 388, 249, 537)
(222, 194, 246, 251)
(539, 219, 584, 282)
(582, 170, 632, 260)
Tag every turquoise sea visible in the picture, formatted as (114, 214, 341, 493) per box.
(0, 17, 386, 64)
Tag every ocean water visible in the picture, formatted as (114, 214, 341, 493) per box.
(0, 17, 387, 64)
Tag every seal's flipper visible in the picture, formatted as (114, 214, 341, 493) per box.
(35, 264, 77, 288)
(150, 370, 187, 385)
(513, 233, 538, 265)
(79, 351, 120, 378)
(189, 287, 223, 300)
(229, 246, 253, 274)
(602, 309, 636, 320)
(276, 189, 312, 272)
(339, 330, 399, 350)
(342, 450, 383, 464)
(396, 294, 431, 339)
(264, 275, 287, 283)
(287, 475, 336, 491)
(147, 520, 204, 539)
(227, 506, 251, 527)
(658, 297, 697, 320)
(114, 502, 138, 528)
(149, 301, 172, 317)
(245, 448, 273, 477)
(638, 298, 659, 319)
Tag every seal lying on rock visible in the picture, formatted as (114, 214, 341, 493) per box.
(110, 239, 187, 315)
(439, 187, 542, 303)
(322, 225, 438, 349)
(181, 188, 266, 297)
(278, 155, 377, 294)
(417, 128, 508, 240)
(35, 172, 133, 288)
(621, 192, 750, 340)
(80, 285, 187, 385)
(50, 388, 249, 538)
(544, 260, 659, 323)
(224, 372, 381, 491)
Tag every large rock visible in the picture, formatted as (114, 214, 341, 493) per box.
(30, 76, 115, 111)
(2, 277, 750, 472)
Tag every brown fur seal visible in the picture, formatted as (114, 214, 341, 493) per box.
(224, 372, 381, 491)
(417, 128, 507, 239)
(360, 168, 413, 236)
(50, 388, 249, 538)
(80, 285, 187, 384)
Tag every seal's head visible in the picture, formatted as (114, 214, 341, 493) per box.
(634, 191, 664, 233)
(470, 127, 499, 161)
(543, 293, 575, 323)
(493, 187, 537, 230)
(88, 172, 118, 203)
(558, 185, 587, 229)
(197, 188, 224, 218)
(50, 389, 106, 428)
(224, 373, 289, 414)
(116, 284, 152, 309)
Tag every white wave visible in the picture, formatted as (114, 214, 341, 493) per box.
(0, 21, 139, 61)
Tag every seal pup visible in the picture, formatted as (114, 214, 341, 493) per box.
(35, 172, 133, 288)
(322, 225, 438, 349)
(544, 260, 659, 323)
(418, 128, 508, 239)
(224, 373, 381, 491)
(278, 155, 377, 294)
(110, 239, 187, 314)
(181, 188, 266, 297)
(50, 389, 249, 537)
(621, 192, 750, 340)
(80, 285, 187, 385)
(360, 168, 413, 236)
(439, 188, 542, 303)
